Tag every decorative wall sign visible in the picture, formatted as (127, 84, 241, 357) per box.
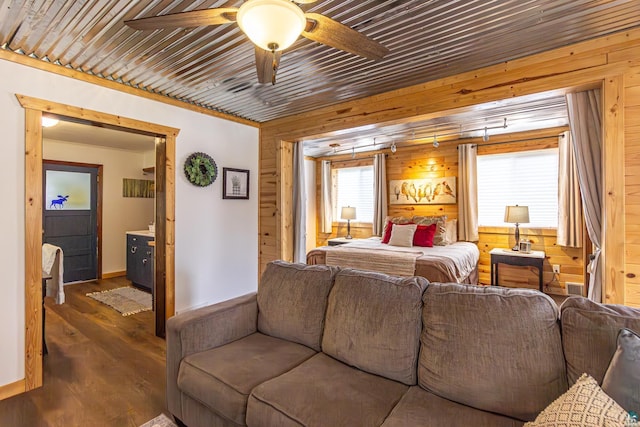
(389, 177, 456, 205)
(123, 178, 155, 198)
(223, 168, 250, 199)
(184, 152, 218, 187)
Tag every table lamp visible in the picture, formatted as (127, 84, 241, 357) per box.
(504, 205, 529, 251)
(341, 206, 356, 239)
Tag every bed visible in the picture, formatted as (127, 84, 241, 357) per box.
(306, 237, 480, 284)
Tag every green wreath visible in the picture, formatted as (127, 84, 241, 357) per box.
(184, 152, 218, 187)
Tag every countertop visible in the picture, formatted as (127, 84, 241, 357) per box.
(126, 230, 155, 238)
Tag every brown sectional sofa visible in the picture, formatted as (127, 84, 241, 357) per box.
(166, 261, 640, 427)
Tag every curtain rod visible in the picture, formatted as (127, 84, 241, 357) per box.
(462, 133, 564, 149)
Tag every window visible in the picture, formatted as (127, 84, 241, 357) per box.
(477, 149, 558, 227)
(333, 166, 374, 223)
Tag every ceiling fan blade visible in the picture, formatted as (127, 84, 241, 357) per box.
(302, 13, 389, 61)
(255, 47, 282, 85)
(125, 8, 237, 31)
(294, 0, 319, 3)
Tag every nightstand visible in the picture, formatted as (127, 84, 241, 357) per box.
(489, 248, 546, 292)
(327, 237, 359, 246)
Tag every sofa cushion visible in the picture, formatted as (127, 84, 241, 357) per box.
(246, 353, 408, 427)
(560, 296, 640, 385)
(258, 261, 339, 351)
(419, 283, 567, 421)
(322, 268, 429, 385)
(177, 332, 316, 425)
(381, 386, 524, 427)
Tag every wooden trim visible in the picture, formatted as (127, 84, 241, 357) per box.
(101, 271, 126, 279)
(20, 95, 178, 391)
(0, 379, 26, 401)
(24, 108, 43, 391)
(43, 160, 104, 280)
(164, 135, 176, 322)
(1, 50, 258, 128)
(603, 75, 625, 304)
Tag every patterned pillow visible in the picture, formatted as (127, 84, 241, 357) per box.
(381, 216, 412, 239)
(411, 215, 447, 246)
(524, 373, 632, 427)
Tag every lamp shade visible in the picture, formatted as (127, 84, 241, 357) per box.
(341, 206, 356, 220)
(504, 205, 530, 224)
(237, 0, 306, 52)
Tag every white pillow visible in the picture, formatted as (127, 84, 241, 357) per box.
(388, 224, 417, 247)
(445, 219, 457, 244)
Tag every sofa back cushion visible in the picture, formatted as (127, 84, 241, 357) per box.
(419, 283, 567, 422)
(560, 296, 640, 385)
(258, 261, 339, 351)
(322, 268, 428, 385)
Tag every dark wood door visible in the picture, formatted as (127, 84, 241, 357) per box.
(43, 162, 99, 283)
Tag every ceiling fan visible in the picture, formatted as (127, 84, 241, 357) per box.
(125, 0, 389, 85)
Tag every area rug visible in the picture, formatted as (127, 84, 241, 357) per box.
(86, 287, 152, 316)
(139, 414, 177, 427)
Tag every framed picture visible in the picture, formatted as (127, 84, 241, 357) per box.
(222, 168, 250, 199)
(389, 177, 456, 205)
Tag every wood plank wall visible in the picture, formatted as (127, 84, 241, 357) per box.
(314, 127, 583, 293)
(625, 65, 640, 307)
(259, 29, 640, 304)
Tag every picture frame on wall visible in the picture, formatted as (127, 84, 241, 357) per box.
(389, 177, 456, 205)
(222, 168, 250, 200)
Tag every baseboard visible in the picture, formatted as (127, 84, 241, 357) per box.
(102, 270, 126, 279)
(0, 379, 25, 401)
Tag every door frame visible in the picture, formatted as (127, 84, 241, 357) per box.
(43, 160, 104, 280)
(18, 94, 179, 391)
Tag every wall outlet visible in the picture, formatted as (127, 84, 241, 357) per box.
(552, 264, 561, 274)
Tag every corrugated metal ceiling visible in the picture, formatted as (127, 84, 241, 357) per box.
(1, 0, 638, 125)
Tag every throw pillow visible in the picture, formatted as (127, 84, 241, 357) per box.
(413, 223, 437, 247)
(524, 373, 631, 427)
(381, 220, 394, 244)
(412, 215, 447, 245)
(388, 224, 417, 247)
(381, 216, 412, 240)
(602, 328, 640, 413)
(445, 219, 458, 244)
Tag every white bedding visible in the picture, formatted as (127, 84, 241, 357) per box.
(323, 237, 479, 283)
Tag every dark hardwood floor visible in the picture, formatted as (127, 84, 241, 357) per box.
(0, 278, 167, 427)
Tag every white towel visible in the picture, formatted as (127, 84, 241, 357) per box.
(42, 243, 65, 304)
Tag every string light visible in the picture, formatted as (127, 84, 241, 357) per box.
(432, 134, 439, 148)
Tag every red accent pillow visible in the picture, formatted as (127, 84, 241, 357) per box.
(413, 223, 437, 247)
(381, 220, 394, 243)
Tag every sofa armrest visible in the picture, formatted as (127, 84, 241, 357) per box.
(166, 292, 258, 420)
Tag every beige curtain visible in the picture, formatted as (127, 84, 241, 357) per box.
(566, 89, 602, 302)
(320, 160, 333, 233)
(457, 144, 479, 241)
(557, 131, 583, 248)
(292, 142, 306, 262)
(373, 153, 388, 235)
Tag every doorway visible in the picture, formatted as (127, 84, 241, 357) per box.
(43, 161, 102, 282)
(19, 94, 179, 391)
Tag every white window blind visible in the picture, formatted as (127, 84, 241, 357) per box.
(334, 166, 374, 223)
(477, 148, 558, 227)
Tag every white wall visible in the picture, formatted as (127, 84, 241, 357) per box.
(43, 139, 155, 275)
(0, 59, 259, 387)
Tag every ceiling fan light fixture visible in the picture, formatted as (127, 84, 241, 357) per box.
(42, 117, 59, 128)
(237, 0, 306, 52)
